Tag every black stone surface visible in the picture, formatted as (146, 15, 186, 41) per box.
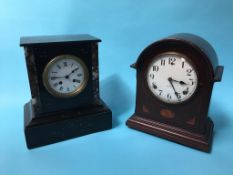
(24, 100, 112, 149)
(20, 34, 101, 46)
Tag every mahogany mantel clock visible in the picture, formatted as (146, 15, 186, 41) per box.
(126, 33, 223, 152)
(20, 34, 112, 149)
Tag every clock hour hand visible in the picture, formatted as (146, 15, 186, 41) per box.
(67, 67, 79, 76)
(170, 78, 188, 85)
(168, 77, 180, 101)
(63, 68, 79, 79)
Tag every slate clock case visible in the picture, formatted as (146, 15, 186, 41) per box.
(126, 33, 223, 152)
(20, 34, 112, 149)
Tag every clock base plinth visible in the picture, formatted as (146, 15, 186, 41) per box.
(24, 100, 112, 149)
(126, 115, 213, 152)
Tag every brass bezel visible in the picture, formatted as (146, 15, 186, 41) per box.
(42, 54, 89, 98)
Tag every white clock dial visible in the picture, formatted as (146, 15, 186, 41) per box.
(147, 53, 198, 104)
(43, 55, 88, 97)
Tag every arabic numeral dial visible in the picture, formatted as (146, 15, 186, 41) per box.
(147, 53, 198, 104)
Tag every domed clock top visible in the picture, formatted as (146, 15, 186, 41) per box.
(127, 33, 224, 152)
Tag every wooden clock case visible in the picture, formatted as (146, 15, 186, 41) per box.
(20, 35, 112, 149)
(126, 33, 223, 152)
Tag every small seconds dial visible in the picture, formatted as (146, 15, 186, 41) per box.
(147, 53, 198, 104)
(43, 55, 88, 98)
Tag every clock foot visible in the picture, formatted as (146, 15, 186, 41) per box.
(24, 99, 112, 149)
(126, 115, 213, 152)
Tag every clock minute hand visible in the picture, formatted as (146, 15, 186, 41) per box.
(50, 76, 65, 80)
(168, 77, 180, 101)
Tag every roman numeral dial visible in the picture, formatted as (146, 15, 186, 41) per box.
(43, 55, 88, 98)
(147, 53, 198, 104)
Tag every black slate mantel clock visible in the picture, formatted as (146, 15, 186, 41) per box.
(20, 34, 112, 149)
(126, 33, 223, 152)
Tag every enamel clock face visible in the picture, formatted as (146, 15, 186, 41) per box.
(147, 53, 198, 104)
(43, 54, 88, 98)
